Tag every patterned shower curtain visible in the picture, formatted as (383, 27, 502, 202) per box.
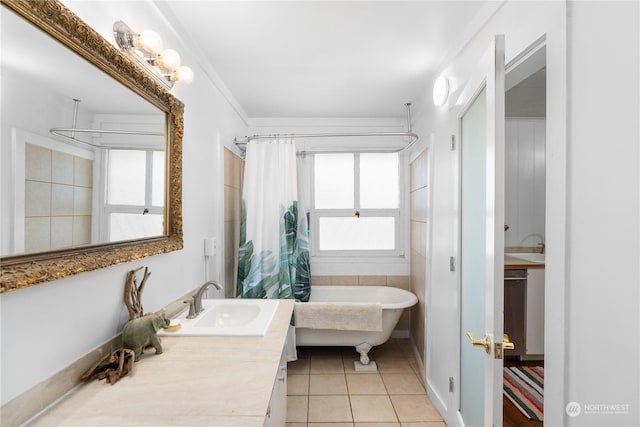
(236, 138, 311, 302)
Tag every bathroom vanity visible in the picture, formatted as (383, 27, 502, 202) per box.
(29, 300, 294, 426)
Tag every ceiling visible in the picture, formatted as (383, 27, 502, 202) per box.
(158, 1, 488, 118)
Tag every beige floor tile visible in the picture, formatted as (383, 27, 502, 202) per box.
(376, 357, 415, 374)
(289, 357, 311, 374)
(345, 373, 387, 395)
(285, 424, 307, 427)
(308, 395, 353, 422)
(288, 374, 310, 395)
(400, 423, 447, 427)
(370, 342, 405, 359)
(356, 423, 401, 427)
(287, 396, 308, 423)
(308, 423, 354, 427)
(381, 373, 426, 395)
(310, 356, 345, 374)
(309, 374, 348, 395)
(350, 395, 398, 422)
(390, 395, 442, 422)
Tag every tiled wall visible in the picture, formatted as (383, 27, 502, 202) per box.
(410, 149, 428, 364)
(224, 148, 244, 299)
(24, 143, 93, 252)
(310, 275, 411, 331)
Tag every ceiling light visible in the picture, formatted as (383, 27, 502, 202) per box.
(113, 21, 193, 89)
(433, 76, 449, 106)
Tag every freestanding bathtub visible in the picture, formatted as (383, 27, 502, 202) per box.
(294, 285, 418, 365)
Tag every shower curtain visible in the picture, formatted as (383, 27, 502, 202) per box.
(236, 138, 311, 303)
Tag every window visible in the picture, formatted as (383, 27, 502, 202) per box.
(312, 152, 401, 255)
(103, 149, 164, 242)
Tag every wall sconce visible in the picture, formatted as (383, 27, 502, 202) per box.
(113, 21, 194, 89)
(432, 76, 449, 106)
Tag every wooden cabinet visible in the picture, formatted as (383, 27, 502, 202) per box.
(504, 269, 526, 358)
(504, 268, 545, 358)
(264, 347, 287, 426)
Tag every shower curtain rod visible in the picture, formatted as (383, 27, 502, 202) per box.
(49, 98, 164, 150)
(50, 127, 164, 151)
(233, 103, 419, 154)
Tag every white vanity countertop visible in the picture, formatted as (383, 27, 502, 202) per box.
(29, 299, 294, 427)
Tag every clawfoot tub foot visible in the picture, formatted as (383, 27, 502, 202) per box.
(353, 343, 377, 371)
(355, 342, 372, 365)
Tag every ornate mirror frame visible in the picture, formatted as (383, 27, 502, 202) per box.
(0, 0, 184, 293)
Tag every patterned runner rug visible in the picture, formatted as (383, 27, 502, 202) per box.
(503, 366, 544, 421)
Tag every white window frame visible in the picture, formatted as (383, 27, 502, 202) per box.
(311, 152, 404, 258)
(100, 149, 164, 242)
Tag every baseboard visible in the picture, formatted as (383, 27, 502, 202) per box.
(407, 334, 426, 384)
(391, 329, 411, 339)
(427, 379, 454, 426)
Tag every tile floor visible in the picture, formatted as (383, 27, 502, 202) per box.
(286, 339, 447, 427)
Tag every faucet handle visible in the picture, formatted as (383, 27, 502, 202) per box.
(185, 298, 197, 319)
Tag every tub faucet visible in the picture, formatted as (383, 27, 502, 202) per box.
(186, 281, 222, 319)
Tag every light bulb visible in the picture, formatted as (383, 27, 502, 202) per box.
(174, 66, 194, 84)
(158, 49, 181, 70)
(432, 76, 449, 106)
(137, 30, 163, 53)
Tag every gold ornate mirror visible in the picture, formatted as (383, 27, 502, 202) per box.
(0, 0, 183, 292)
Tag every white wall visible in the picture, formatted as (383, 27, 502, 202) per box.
(0, 1, 247, 405)
(504, 118, 546, 247)
(417, 1, 639, 426)
(565, 1, 639, 425)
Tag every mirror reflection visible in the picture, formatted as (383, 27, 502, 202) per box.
(1, 7, 167, 258)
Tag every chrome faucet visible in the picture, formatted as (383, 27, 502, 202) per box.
(186, 281, 222, 319)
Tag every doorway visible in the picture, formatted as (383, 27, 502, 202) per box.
(503, 42, 546, 427)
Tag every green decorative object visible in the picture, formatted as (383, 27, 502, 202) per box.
(122, 312, 170, 361)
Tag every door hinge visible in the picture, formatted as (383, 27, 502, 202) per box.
(449, 256, 456, 272)
(450, 135, 456, 151)
(449, 376, 454, 392)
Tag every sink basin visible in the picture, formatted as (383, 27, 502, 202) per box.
(508, 253, 545, 263)
(158, 299, 279, 337)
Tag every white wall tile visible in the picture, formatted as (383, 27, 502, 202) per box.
(51, 184, 74, 216)
(25, 217, 50, 252)
(72, 216, 91, 245)
(25, 181, 51, 217)
(73, 187, 92, 215)
(25, 144, 51, 182)
(51, 151, 74, 185)
(73, 157, 93, 187)
(51, 216, 73, 248)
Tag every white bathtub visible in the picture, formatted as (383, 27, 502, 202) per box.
(294, 285, 417, 365)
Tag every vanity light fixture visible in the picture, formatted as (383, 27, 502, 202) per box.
(432, 76, 449, 106)
(113, 21, 194, 89)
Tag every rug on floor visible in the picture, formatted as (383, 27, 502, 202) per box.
(503, 366, 544, 421)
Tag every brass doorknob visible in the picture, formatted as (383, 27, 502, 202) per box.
(503, 333, 515, 350)
(466, 332, 491, 354)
